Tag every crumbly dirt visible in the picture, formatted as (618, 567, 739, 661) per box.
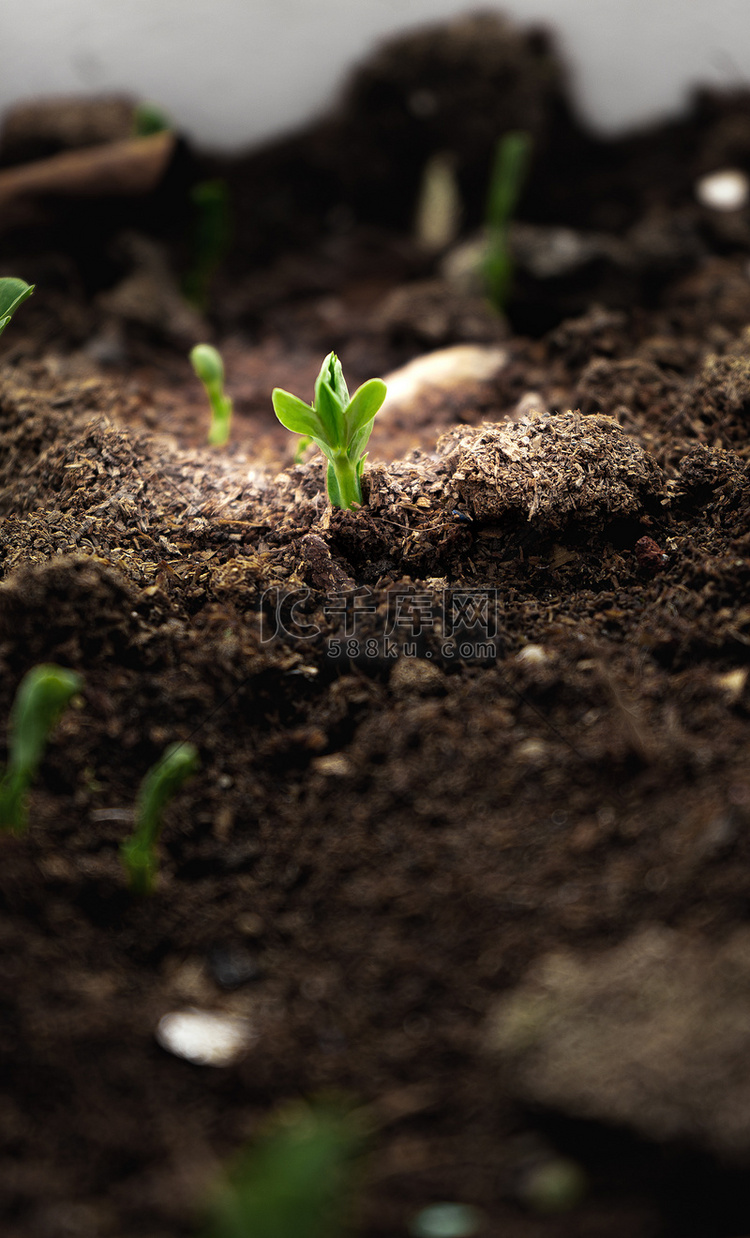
(3, 14, 750, 1238)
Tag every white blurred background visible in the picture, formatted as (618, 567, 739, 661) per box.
(2, 0, 749, 150)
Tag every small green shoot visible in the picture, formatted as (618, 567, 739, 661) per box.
(293, 434, 313, 464)
(0, 277, 35, 339)
(183, 178, 232, 310)
(190, 344, 233, 446)
(201, 1100, 365, 1238)
(272, 353, 387, 510)
(133, 101, 173, 137)
(0, 664, 83, 834)
(483, 130, 532, 312)
(120, 741, 198, 895)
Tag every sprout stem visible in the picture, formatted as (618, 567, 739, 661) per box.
(119, 742, 199, 895)
(329, 453, 362, 510)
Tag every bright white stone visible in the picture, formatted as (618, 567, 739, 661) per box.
(382, 345, 507, 411)
(156, 1008, 253, 1066)
(516, 644, 549, 665)
(695, 169, 749, 212)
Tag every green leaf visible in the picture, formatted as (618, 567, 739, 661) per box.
(348, 420, 376, 465)
(314, 353, 335, 408)
(314, 379, 345, 450)
(345, 378, 387, 445)
(0, 278, 34, 320)
(329, 354, 349, 406)
(272, 389, 322, 438)
(271, 388, 338, 463)
(0, 278, 34, 337)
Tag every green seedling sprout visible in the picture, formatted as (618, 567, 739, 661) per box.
(293, 434, 313, 464)
(120, 741, 198, 895)
(483, 130, 532, 312)
(190, 343, 233, 446)
(0, 277, 35, 339)
(272, 352, 387, 510)
(0, 664, 83, 834)
(133, 101, 172, 137)
(183, 178, 232, 310)
(201, 1100, 365, 1238)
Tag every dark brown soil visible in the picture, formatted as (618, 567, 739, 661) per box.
(3, 14, 750, 1238)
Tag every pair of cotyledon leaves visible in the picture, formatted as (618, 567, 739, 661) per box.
(272, 352, 386, 475)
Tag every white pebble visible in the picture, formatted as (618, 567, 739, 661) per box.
(156, 1008, 254, 1066)
(516, 644, 549, 665)
(382, 345, 507, 411)
(695, 169, 749, 212)
(515, 738, 549, 763)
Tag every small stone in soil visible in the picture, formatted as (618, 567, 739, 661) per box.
(207, 943, 262, 989)
(516, 643, 550, 665)
(409, 1202, 484, 1237)
(156, 1008, 254, 1066)
(695, 169, 749, 212)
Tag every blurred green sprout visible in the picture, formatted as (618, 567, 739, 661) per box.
(0, 664, 82, 834)
(483, 130, 532, 312)
(519, 1157, 588, 1214)
(293, 434, 313, 464)
(119, 741, 199, 895)
(0, 277, 34, 339)
(133, 102, 172, 137)
(191, 343, 233, 446)
(272, 353, 386, 509)
(201, 1100, 365, 1238)
(184, 178, 232, 310)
